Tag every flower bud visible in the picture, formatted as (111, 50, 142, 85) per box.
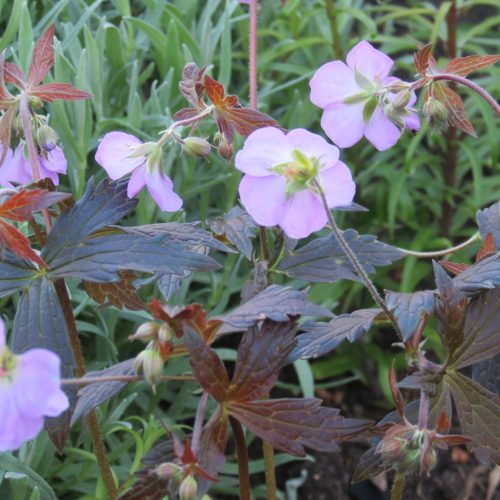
(179, 474, 197, 500)
(154, 462, 181, 480)
(128, 322, 160, 342)
(37, 125, 58, 152)
(127, 141, 159, 159)
(392, 90, 412, 110)
(182, 137, 211, 158)
(217, 139, 233, 160)
(423, 97, 448, 131)
(385, 80, 411, 93)
(133, 348, 164, 387)
(158, 324, 173, 344)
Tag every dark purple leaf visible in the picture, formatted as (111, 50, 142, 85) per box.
(277, 230, 404, 283)
(289, 309, 381, 362)
(385, 290, 435, 341)
(216, 284, 331, 334)
(477, 202, 500, 249)
(71, 359, 135, 425)
(472, 354, 500, 396)
(0, 253, 38, 297)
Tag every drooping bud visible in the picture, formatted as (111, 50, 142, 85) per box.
(217, 138, 233, 160)
(154, 462, 182, 480)
(158, 324, 174, 344)
(423, 96, 448, 131)
(36, 124, 58, 152)
(179, 474, 197, 500)
(182, 137, 211, 158)
(133, 348, 164, 388)
(128, 321, 160, 342)
(385, 80, 412, 93)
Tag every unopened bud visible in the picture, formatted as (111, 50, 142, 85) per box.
(386, 80, 411, 93)
(423, 97, 448, 131)
(217, 139, 233, 160)
(127, 141, 158, 159)
(155, 462, 181, 480)
(37, 125, 58, 152)
(134, 348, 164, 387)
(129, 321, 160, 342)
(146, 143, 164, 172)
(158, 324, 173, 343)
(182, 137, 211, 158)
(179, 474, 197, 500)
(392, 90, 411, 110)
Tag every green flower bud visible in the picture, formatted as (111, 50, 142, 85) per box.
(179, 474, 197, 500)
(158, 324, 174, 344)
(128, 322, 160, 342)
(133, 348, 164, 388)
(36, 124, 58, 152)
(217, 139, 233, 160)
(182, 137, 211, 158)
(154, 462, 181, 480)
(423, 97, 448, 131)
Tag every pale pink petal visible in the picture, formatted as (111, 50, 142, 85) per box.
(319, 161, 356, 208)
(309, 61, 361, 108)
(404, 111, 420, 131)
(145, 168, 183, 212)
(365, 107, 401, 151)
(235, 127, 292, 177)
(44, 390, 70, 417)
(279, 190, 327, 239)
(0, 147, 32, 186)
(38, 162, 60, 186)
(127, 163, 147, 198)
(239, 174, 287, 226)
(95, 131, 145, 179)
(346, 41, 394, 80)
(40, 147, 67, 173)
(286, 129, 340, 169)
(321, 102, 365, 148)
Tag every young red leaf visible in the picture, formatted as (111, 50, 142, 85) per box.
(228, 398, 373, 457)
(183, 326, 230, 402)
(28, 24, 55, 86)
(31, 83, 92, 102)
(4, 62, 27, 89)
(439, 261, 470, 275)
(204, 75, 226, 107)
(444, 55, 500, 78)
(0, 219, 46, 267)
(432, 83, 477, 137)
(414, 43, 435, 76)
(476, 233, 496, 262)
(0, 189, 70, 222)
(179, 62, 206, 109)
(227, 320, 297, 402)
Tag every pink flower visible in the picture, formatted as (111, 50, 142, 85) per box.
(309, 41, 420, 151)
(95, 131, 183, 212)
(0, 318, 69, 451)
(0, 145, 67, 187)
(235, 127, 356, 239)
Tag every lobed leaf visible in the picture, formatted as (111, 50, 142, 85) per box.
(453, 252, 500, 294)
(352, 447, 390, 483)
(228, 320, 297, 402)
(27, 24, 55, 86)
(414, 43, 434, 76)
(216, 284, 331, 333)
(444, 55, 500, 77)
(472, 354, 500, 396)
(209, 206, 257, 260)
(31, 82, 92, 102)
(385, 290, 435, 341)
(0, 253, 38, 297)
(228, 398, 372, 457)
(12, 277, 77, 451)
(277, 230, 404, 283)
(289, 308, 381, 361)
(0, 219, 46, 267)
(445, 371, 500, 465)
(448, 287, 500, 369)
(71, 359, 135, 425)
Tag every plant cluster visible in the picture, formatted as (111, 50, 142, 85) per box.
(0, 1, 499, 499)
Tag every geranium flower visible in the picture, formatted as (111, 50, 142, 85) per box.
(95, 131, 183, 212)
(235, 127, 355, 239)
(0, 145, 67, 187)
(310, 40, 420, 151)
(0, 318, 69, 451)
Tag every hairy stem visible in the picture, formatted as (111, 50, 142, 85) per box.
(263, 440, 277, 500)
(313, 180, 404, 341)
(325, 1, 343, 59)
(431, 73, 500, 115)
(230, 417, 251, 500)
(60, 374, 194, 385)
(157, 106, 214, 146)
(192, 392, 209, 455)
(396, 231, 479, 257)
(390, 473, 406, 500)
(442, 0, 457, 236)
(249, 0, 258, 108)
(417, 390, 429, 430)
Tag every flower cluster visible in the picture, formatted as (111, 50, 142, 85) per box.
(0, 145, 67, 188)
(310, 41, 419, 151)
(0, 318, 69, 451)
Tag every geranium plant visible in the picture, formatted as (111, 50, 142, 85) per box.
(0, 2, 499, 499)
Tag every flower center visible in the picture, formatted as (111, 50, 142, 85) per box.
(272, 149, 322, 197)
(0, 348, 17, 382)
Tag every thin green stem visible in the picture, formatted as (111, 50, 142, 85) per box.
(313, 180, 404, 341)
(396, 231, 479, 258)
(229, 417, 251, 500)
(325, 1, 343, 59)
(263, 440, 277, 500)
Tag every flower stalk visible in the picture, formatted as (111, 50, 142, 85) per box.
(230, 416, 251, 500)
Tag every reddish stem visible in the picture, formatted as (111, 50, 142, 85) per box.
(230, 417, 251, 500)
(249, 0, 258, 108)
